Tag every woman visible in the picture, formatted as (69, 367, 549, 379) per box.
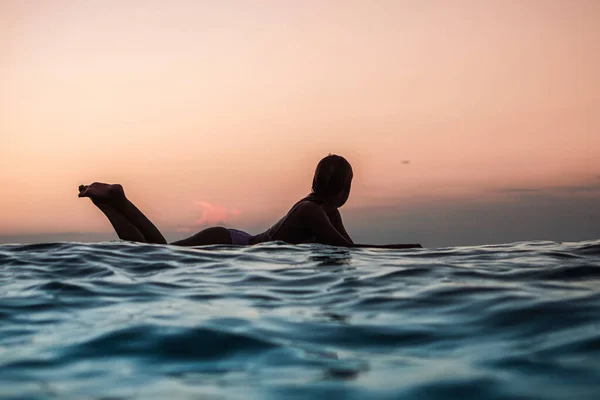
(78, 154, 420, 249)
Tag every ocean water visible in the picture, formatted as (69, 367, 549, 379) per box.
(1, 240, 600, 400)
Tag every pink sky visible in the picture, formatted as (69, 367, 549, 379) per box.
(1, 1, 599, 245)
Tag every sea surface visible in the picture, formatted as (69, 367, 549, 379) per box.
(1, 240, 600, 400)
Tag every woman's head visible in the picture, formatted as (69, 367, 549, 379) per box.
(311, 154, 353, 207)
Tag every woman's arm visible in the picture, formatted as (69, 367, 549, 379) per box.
(304, 203, 421, 249)
(303, 203, 354, 247)
(327, 208, 354, 244)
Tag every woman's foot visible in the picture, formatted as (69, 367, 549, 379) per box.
(78, 182, 126, 203)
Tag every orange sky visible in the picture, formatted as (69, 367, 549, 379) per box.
(1, 1, 599, 245)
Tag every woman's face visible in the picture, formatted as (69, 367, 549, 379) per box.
(334, 179, 352, 208)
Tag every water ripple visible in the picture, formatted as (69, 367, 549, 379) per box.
(1, 239, 600, 399)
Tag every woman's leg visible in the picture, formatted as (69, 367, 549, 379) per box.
(79, 183, 166, 244)
(79, 183, 233, 246)
(79, 182, 231, 246)
(116, 198, 167, 244)
(90, 200, 146, 242)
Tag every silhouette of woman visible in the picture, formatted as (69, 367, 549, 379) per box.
(78, 154, 421, 249)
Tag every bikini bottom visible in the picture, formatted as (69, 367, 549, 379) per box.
(228, 229, 255, 245)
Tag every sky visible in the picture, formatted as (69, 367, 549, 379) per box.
(1, 0, 599, 247)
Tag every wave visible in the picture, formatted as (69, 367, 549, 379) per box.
(1, 239, 600, 399)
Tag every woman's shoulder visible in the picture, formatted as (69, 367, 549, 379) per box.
(295, 194, 325, 206)
(293, 199, 330, 221)
(279, 197, 322, 223)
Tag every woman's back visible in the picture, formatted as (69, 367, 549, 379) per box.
(251, 196, 321, 245)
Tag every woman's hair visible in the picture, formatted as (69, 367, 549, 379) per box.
(311, 154, 353, 198)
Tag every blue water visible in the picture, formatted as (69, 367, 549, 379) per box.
(1, 240, 600, 400)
